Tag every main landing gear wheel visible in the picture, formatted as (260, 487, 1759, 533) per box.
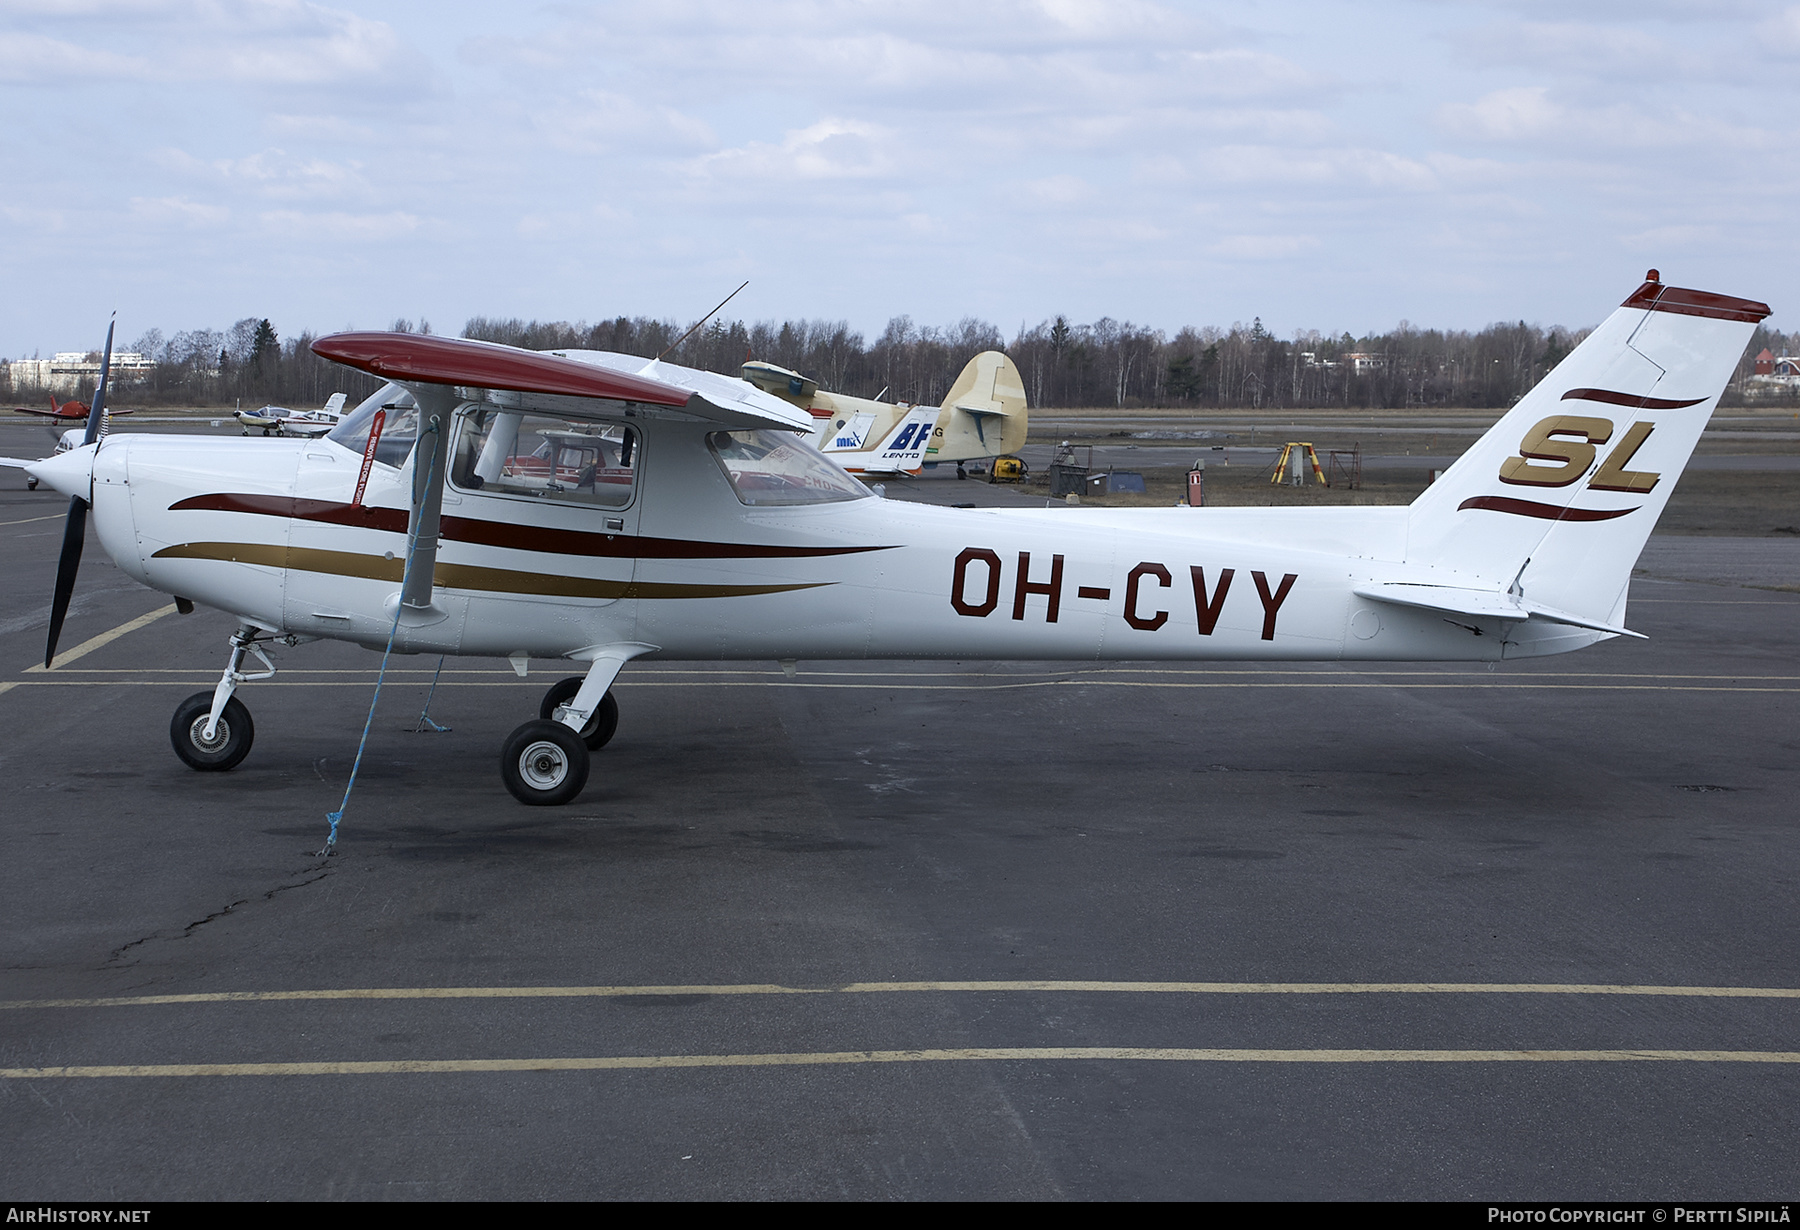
(170, 691, 255, 771)
(501, 720, 590, 806)
(539, 676, 619, 750)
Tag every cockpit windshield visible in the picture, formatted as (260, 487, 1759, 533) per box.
(327, 383, 420, 469)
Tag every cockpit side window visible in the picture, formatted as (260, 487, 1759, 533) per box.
(450, 409, 638, 509)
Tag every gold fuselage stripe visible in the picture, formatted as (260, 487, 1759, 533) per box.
(150, 542, 827, 601)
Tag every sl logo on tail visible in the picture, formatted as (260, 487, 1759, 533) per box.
(1498, 415, 1660, 494)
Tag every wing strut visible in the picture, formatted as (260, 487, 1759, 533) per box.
(398, 389, 456, 620)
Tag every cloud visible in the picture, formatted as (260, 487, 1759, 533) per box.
(255, 208, 423, 241)
(0, 31, 151, 82)
(1204, 145, 1439, 191)
(1759, 7, 1800, 54)
(535, 90, 716, 156)
(0, 1, 421, 90)
(215, 149, 366, 200)
(128, 195, 229, 225)
(1450, 20, 1692, 79)
(1437, 87, 1774, 151)
(696, 119, 897, 184)
(1206, 234, 1319, 260)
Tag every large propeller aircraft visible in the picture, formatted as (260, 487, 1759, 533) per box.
(6, 273, 1768, 806)
(742, 351, 1028, 478)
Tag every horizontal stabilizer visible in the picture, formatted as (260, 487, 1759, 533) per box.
(843, 405, 941, 475)
(1353, 581, 1646, 639)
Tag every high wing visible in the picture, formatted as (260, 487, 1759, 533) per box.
(312, 333, 813, 431)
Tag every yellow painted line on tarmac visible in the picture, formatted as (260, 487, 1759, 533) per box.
(17, 666, 1800, 682)
(0, 513, 66, 527)
(7, 1048, 1800, 1080)
(4, 679, 1800, 694)
(8, 980, 1799, 1011)
(4, 679, 1799, 694)
(24, 604, 177, 672)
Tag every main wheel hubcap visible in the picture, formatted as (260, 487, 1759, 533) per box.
(519, 740, 569, 790)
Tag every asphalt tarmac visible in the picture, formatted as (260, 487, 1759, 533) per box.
(2, 457, 1798, 1200)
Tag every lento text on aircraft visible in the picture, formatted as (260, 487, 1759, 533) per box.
(950, 547, 1297, 641)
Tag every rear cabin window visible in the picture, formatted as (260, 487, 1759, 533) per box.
(706, 429, 870, 506)
(451, 410, 637, 508)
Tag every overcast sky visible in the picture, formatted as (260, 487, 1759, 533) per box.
(3, 0, 1793, 356)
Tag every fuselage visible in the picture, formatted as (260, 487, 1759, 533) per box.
(88, 417, 1596, 667)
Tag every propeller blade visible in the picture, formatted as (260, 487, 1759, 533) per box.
(45, 315, 113, 668)
(45, 495, 88, 668)
(84, 316, 115, 448)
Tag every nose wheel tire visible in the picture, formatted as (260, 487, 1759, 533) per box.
(501, 719, 590, 806)
(539, 676, 620, 750)
(170, 691, 255, 771)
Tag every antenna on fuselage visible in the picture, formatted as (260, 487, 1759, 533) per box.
(656, 280, 749, 361)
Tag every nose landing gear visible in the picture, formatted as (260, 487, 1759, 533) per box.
(170, 692, 254, 770)
(170, 623, 279, 773)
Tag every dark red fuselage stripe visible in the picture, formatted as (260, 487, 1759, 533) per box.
(1560, 388, 1706, 411)
(168, 493, 897, 559)
(1457, 496, 1638, 521)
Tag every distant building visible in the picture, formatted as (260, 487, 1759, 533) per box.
(1745, 350, 1800, 397)
(1343, 352, 1386, 373)
(7, 351, 157, 394)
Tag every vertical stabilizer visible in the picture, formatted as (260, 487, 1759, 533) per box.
(936, 351, 1029, 458)
(1396, 275, 1764, 630)
(1404, 273, 1768, 626)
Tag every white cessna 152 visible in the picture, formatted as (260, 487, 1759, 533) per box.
(9, 272, 1767, 806)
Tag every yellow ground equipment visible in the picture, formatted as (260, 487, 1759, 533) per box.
(989, 455, 1028, 484)
(1270, 441, 1326, 486)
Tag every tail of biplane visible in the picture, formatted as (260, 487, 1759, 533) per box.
(936, 351, 1028, 458)
(1400, 271, 1767, 634)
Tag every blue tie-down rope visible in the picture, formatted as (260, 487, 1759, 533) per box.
(413, 655, 452, 733)
(322, 421, 440, 855)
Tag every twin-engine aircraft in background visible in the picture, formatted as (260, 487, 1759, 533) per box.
(740, 351, 1029, 478)
(8, 272, 1768, 807)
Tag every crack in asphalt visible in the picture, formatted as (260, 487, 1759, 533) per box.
(105, 866, 335, 965)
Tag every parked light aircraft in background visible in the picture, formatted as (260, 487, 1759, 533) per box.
(234, 392, 348, 437)
(740, 351, 1028, 478)
(6, 272, 1767, 806)
(13, 394, 131, 421)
